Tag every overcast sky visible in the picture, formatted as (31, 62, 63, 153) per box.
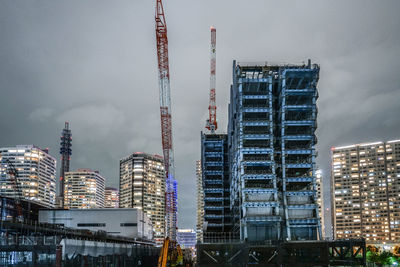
(1, 0, 399, 230)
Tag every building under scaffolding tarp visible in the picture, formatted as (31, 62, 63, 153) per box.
(228, 60, 321, 241)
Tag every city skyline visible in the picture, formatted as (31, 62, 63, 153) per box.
(1, 0, 400, 230)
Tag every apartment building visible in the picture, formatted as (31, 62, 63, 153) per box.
(331, 140, 400, 242)
(105, 187, 119, 208)
(196, 160, 204, 242)
(64, 169, 105, 209)
(0, 145, 56, 208)
(119, 152, 165, 244)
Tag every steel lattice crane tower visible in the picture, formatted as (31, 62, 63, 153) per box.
(59, 122, 72, 208)
(155, 0, 177, 241)
(205, 27, 217, 133)
(3, 159, 23, 221)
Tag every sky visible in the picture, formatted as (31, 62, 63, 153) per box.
(0, 0, 399, 230)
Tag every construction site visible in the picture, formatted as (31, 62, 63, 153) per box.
(0, 0, 369, 266)
(197, 59, 366, 266)
(228, 61, 321, 241)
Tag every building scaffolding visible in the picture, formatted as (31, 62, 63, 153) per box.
(228, 60, 321, 241)
(201, 134, 233, 243)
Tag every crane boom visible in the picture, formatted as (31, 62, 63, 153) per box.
(155, 0, 177, 241)
(3, 159, 23, 220)
(206, 27, 217, 133)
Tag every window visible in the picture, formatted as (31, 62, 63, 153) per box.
(120, 223, 137, 227)
(77, 223, 105, 227)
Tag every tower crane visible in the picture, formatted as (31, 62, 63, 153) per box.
(205, 27, 218, 133)
(155, 0, 178, 241)
(2, 159, 23, 221)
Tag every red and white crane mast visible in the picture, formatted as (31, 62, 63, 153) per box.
(206, 27, 218, 133)
(155, 0, 177, 241)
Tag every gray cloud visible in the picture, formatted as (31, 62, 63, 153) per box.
(1, 0, 399, 229)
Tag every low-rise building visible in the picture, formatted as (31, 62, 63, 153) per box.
(38, 208, 153, 240)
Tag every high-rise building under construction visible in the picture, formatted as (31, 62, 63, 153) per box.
(201, 133, 232, 242)
(228, 60, 321, 241)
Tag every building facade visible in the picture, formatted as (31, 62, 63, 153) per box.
(119, 152, 165, 245)
(0, 145, 57, 208)
(331, 140, 400, 243)
(228, 61, 320, 241)
(177, 229, 197, 249)
(39, 208, 153, 240)
(201, 133, 232, 242)
(196, 160, 204, 242)
(105, 187, 119, 208)
(315, 169, 326, 239)
(64, 169, 105, 209)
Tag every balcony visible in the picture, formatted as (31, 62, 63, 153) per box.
(243, 112, 270, 121)
(243, 140, 272, 149)
(243, 201, 278, 208)
(283, 135, 313, 141)
(243, 169, 273, 175)
(243, 125, 270, 135)
(285, 163, 313, 169)
(286, 195, 314, 205)
(242, 173, 276, 180)
(285, 88, 316, 95)
(286, 177, 313, 183)
(203, 170, 223, 175)
(285, 149, 313, 155)
(243, 134, 271, 140)
(242, 99, 269, 108)
(242, 121, 270, 126)
(242, 94, 269, 99)
(284, 104, 314, 110)
(243, 107, 270, 113)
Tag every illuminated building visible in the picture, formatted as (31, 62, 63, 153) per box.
(0, 145, 56, 208)
(64, 169, 105, 209)
(331, 139, 400, 242)
(201, 134, 232, 242)
(228, 60, 321, 241)
(105, 187, 119, 208)
(177, 229, 197, 249)
(196, 160, 204, 242)
(119, 152, 165, 245)
(315, 169, 326, 238)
